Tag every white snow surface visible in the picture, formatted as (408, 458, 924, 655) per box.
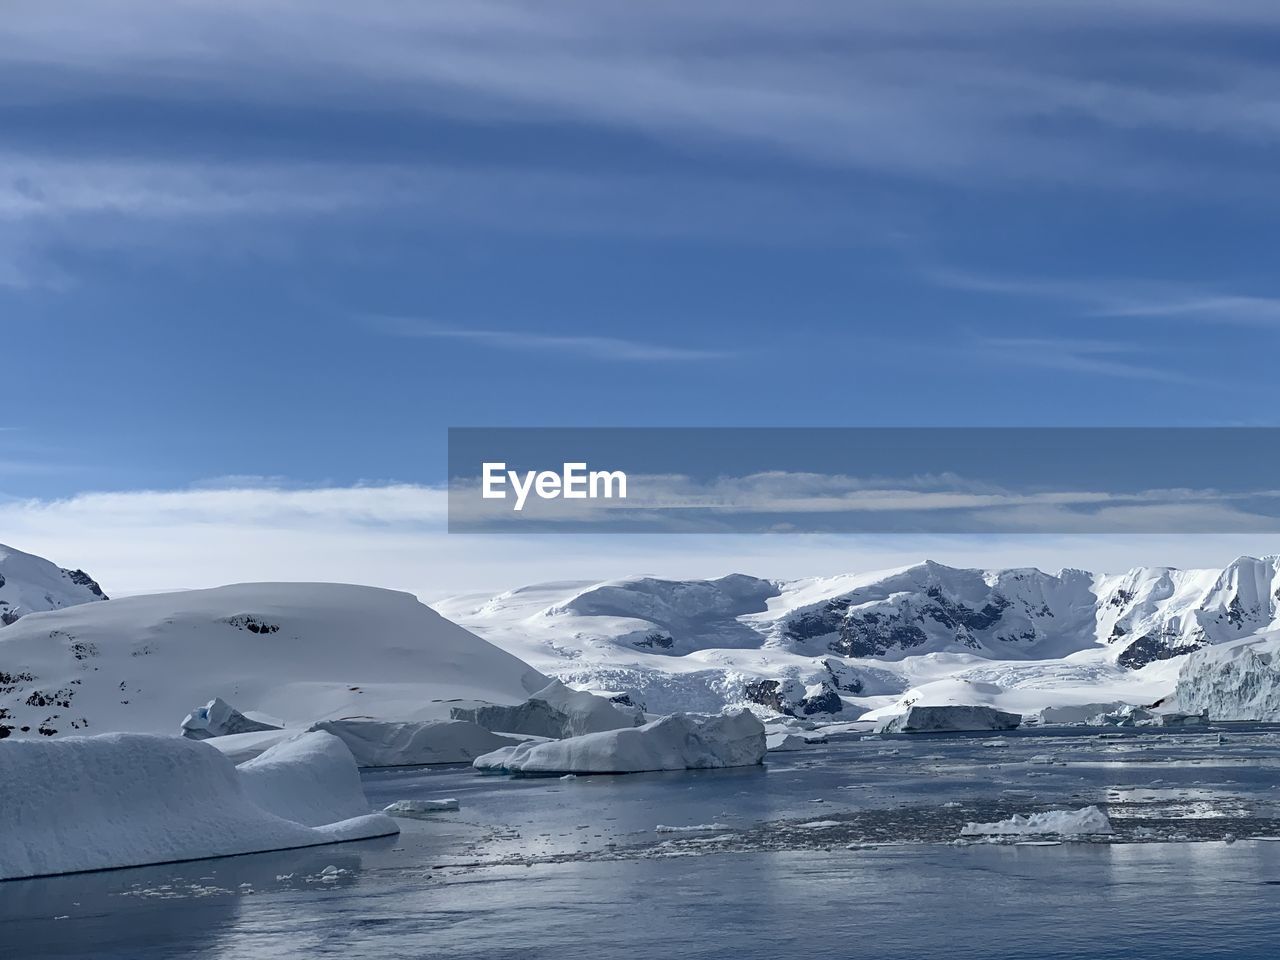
(0, 542, 106, 626)
(472, 709, 766, 775)
(1176, 629, 1280, 720)
(0, 732, 397, 881)
(0, 581, 548, 740)
(438, 559, 1280, 720)
(961, 806, 1114, 837)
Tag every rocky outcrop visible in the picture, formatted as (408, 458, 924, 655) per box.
(743, 677, 844, 716)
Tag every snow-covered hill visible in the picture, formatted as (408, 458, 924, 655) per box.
(437, 557, 1280, 718)
(0, 543, 107, 626)
(0, 582, 547, 740)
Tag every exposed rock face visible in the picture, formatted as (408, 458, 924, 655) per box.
(0, 543, 108, 627)
(874, 704, 1022, 734)
(742, 677, 843, 716)
(1097, 557, 1280, 670)
(777, 562, 1097, 660)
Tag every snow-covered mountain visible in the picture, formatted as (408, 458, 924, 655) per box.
(0, 582, 547, 740)
(0, 543, 107, 626)
(437, 557, 1280, 717)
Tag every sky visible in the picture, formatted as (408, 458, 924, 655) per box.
(5, 1, 1280, 596)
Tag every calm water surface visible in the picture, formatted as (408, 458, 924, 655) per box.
(6, 724, 1280, 959)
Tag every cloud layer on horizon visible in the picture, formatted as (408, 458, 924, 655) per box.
(4, 483, 1279, 603)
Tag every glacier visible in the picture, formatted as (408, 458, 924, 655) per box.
(439, 557, 1280, 720)
(1175, 630, 1280, 720)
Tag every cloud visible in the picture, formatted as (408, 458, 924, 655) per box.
(933, 268, 1280, 327)
(971, 335, 1204, 385)
(6, 482, 1280, 602)
(9, 1, 1280, 190)
(370, 317, 733, 362)
(449, 468, 1280, 532)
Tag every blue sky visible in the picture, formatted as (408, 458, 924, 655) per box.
(5, 1, 1280, 593)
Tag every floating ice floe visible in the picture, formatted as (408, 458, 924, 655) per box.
(655, 823, 731, 833)
(0, 731, 397, 881)
(960, 805, 1113, 837)
(767, 732, 819, 752)
(875, 705, 1022, 734)
(383, 798, 461, 818)
(473, 709, 766, 775)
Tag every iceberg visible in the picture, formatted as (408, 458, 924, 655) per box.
(450, 679, 642, 739)
(0, 732, 397, 881)
(1035, 702, 1131, 726)
(236, 731, 378, 826)
(1175, 631, 1280, 720)
(181, 697, 282, 740)
(766, 732, 818, 752)
(875, 705, 1022, 734)
(308, 718, 523, 767)
(473, 709, 766, 775)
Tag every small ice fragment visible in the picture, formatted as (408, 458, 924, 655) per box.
(961, 806, 1113, 837)
(383, 798, 461, 818)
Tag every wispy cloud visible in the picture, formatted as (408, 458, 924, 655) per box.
(9, 2, 1280, 190)
(370, 316, 733, 362)
(972, 335, 1203, 384)
(933, 267, 1280, 327)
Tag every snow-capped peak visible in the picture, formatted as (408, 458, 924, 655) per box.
(0, 543, 108, 627)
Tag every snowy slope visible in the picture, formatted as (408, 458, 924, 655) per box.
(0, 542, 107, 626)
(0, 582, 547, 740)
(438, 557, 1280, 718)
